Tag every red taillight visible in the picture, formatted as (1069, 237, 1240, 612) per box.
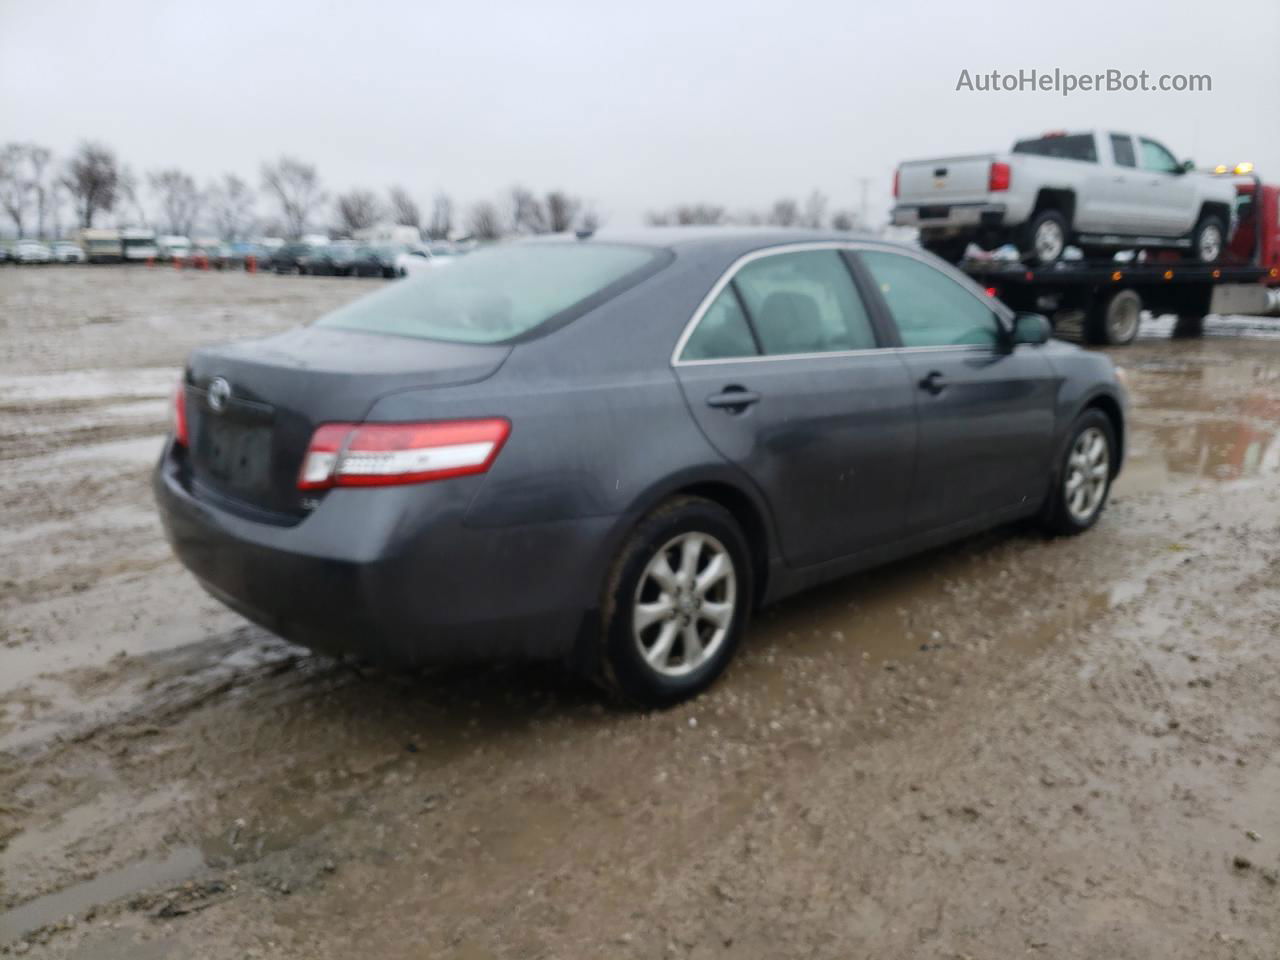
(172, 378, 189, 447)
(297, 419, 511, 490)
(984, 286, 998, 298)
(988, 161, 1011, 192)
(892, 168, 900, 198)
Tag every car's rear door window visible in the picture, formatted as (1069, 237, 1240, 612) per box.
(317, 243, 666, 344)
(858, 250, 1001, 348)
(1110, 133, 1136, 168)
(732, 250, 877, 355)
(680, 287, 759, 361)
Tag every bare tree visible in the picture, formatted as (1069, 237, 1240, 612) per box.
(61, 141, 120, 228)
(677, 204, 726, 225)
(802, 190, 828, 229)
(118, 166, 149, 227)
(579, 203, 602, 233)
(388, 186, 421, 229)
(467, 201, 503, 241)
(207, 174, 256, 241)
(507, 186, 547, 234)
(830, 210, 856, 231)
(646, 204, 725, 226)
(0, 143, 32, 237)
(26, 145, 53, 238)
(767, 198, 800, 227)
(428, 193, 452, 240)
(260, 156, 325, 240)
(149, 168, 203, 234)
(334, 189, 383, 236)
(545, 191, 581, 233)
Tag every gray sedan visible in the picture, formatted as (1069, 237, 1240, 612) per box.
(154, 228, 1127, 706)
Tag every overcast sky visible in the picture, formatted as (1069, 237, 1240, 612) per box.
(2, 0, 1277, 228)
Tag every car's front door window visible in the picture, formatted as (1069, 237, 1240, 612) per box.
(1139, 138, 1180, 174)
(858, 251, 1001, 348)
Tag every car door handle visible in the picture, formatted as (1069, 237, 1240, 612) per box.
(918, 371, 947, 395)
(706, 386, 760, 412)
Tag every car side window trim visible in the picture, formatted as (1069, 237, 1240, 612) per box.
(671, 241, 1005, 366)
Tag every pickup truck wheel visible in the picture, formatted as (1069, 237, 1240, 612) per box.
(1186, 214, 1225, 263)
(1086, 289, 1142, 346)
(1020, 209, 1068, 265)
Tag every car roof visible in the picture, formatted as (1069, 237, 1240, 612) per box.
(521, 225, 891, 260)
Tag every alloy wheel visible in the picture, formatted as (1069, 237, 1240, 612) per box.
(1064, 426, 1110, 523)
(632, 532, 737, 677)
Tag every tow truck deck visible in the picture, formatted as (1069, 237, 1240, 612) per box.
(959, 168, 1280, 345)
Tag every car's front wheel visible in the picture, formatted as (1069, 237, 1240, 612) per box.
(593, 497, 752, 707)
(1040, 410, 1116, 536)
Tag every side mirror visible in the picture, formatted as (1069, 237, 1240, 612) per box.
(1181, 159, 1195, 173)
(1012, 312, 1051, 346)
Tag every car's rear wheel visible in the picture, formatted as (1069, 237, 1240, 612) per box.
(1020, 208, 1069, 264)
(1040, 409, 1116, 536)
(593, 496, 752, 707)
(1186, 213, 1226, 263)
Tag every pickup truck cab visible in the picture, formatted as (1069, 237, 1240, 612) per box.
(892, 130, 1237, 265)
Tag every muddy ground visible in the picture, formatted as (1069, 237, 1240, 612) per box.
(1, 265, 1277, 959)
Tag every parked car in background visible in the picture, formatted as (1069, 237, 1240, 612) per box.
(155, 228, 1127, 707)
(157, 235, 192, 261)
(13, 240, 53, 263)
(78, 229, 123, 263)
(120, 227, 159, 263)
(346, 245, 400, 278)
(51, 241, 87, 263)
(268, 242, 314, 274)
(394, 246, 433, 276)
(893, 130, 1237, 264)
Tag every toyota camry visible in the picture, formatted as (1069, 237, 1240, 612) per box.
(154, 228, 1127, 706)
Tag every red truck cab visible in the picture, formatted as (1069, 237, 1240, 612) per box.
(1225, 178, 1280, 284)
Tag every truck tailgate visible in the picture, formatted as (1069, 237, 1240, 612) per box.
(898, 155, 996, 205)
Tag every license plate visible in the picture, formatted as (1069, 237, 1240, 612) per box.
(919, 205, 951, 220)
(201, 419, 273, 492)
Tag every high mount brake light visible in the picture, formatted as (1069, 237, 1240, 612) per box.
(297, 419, 511, 490)
(172, 379, 189, 447)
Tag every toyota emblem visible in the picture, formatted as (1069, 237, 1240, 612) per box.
(207, 377, 231, 413)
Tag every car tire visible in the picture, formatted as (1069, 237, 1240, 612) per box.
(1040, 409, 1116, 536)
(1020, 208, 1069, 265)
(591, 496, 753, 708)
(1185, 213, 1226, 263)
(1085, 288, 1142, 346)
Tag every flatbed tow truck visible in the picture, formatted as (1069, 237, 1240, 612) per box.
(962, 165, 1280, 345)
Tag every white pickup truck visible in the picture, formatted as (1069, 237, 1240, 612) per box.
(892, 130, 1236, 265)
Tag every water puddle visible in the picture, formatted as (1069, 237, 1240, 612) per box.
(0, 846, 204, 945)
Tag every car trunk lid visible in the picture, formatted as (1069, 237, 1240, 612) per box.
(184, 326, 509, 518)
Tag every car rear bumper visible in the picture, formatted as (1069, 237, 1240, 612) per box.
(892, 202, 1009, 229)
(153, 442, 615, 666)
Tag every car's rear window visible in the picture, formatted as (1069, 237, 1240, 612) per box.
(1012, 134, 1097, 162)
(315, 242, 666, 344)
